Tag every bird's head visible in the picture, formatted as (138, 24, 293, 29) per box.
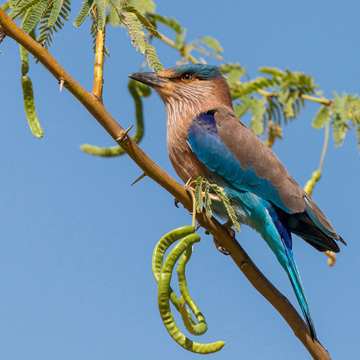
(129, 64, 232, 116)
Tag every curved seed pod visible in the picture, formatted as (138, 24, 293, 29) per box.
(177, 246, 207, 336)
(152, 226, 195, 313)
(80, 79, 146, 156)
(158, 233, 225, 354)
(21, 75, 43, 139)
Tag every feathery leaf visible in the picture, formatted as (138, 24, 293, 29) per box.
(22, 0, 51, 34)
(122, 5, 160, 38)
(312, 105, 330, 129)
(127, 0, 155, 13)
(211, 184, 241, 232)
(123, 11, 146, 53)
(204, 181, 212, 219)
(197, 35, 223, 54)
(249, 97, 267, 135)
(95, 0, 106, 30)
(73, 0, 95, 27)
(195, 177, 203, 213)
(9, 0, 41, 20)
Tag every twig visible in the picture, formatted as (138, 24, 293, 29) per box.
(92, 27, 105, 101)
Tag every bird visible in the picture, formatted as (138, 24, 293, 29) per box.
(129, 64, 345, 340)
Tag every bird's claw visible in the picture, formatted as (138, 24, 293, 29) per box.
(224, 221, 236, 239)
(213, 237, 229, 256)
(174, 198, 180, 208)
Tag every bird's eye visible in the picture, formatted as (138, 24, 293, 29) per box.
(181, 73, 195, 82)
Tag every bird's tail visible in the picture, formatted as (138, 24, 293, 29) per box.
(264, 213, 317, 340)
(283, 246, 317, 340)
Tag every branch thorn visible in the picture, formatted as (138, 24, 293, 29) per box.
(116, 125, 134, 143)
(131, 172, 147, 186)
(59, 78, 64, 92)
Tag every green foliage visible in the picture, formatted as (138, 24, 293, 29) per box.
(5, 0, 360, 150)
(37, 0, 70, 48)
(195, 177, 203, 213)
(22, 0, 50, 34)
(127, 0, 155, 13)
(1, 0, 10, 11)
(249, 97, 267, 135)
(204, 181, 212, 219)
(95, 0, 106, 30)
(8, 0, 42, 21)
(211, 184, 241, 232)
(73, 0, 95, 28)
(197, 36, 223, 54)
(312, 106, 330, 129)
(188, 36, 223, 60)
(221, 63, 246, 86)
(122, 5, 160, 38)
(310, 93, 360, 148)
(331, 92, 360, 147)
(227, 65, 320, 134)
(193, 177, 241, 232)
(8, 0, 70, 49)
(148, 13, 185, 49)
(122, 7, 163, 71)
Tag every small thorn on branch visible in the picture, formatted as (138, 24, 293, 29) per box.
(116, 125, 134, 143)
(131, 172, 147, 186)
(59, 78, 65, 92)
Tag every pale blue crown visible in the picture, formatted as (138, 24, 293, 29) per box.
(173, 64, 221, 79)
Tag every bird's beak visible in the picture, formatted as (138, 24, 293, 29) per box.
(129, 72, 166, 88)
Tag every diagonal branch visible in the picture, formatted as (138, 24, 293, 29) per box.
(0, 9, 331, 360)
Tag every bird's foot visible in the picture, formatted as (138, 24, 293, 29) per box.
(213, 237, 229, 255)
(212, 221, 237, 255)
(223, 220, 236, 239)
(174, 198, 180, 208)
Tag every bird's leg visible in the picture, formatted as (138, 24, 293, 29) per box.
(213, 237, 229, 256)
(211, 221, 235, 256)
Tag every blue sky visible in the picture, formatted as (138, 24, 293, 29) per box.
(1, 1, 359, 359)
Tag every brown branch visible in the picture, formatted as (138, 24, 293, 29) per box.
(0, 9, 331, 360)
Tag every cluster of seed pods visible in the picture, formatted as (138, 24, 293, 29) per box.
(152, 225, 225, 354)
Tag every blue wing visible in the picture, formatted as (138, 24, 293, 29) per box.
(188, 113, 287, 210)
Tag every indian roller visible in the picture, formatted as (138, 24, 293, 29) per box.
(129, 64, 345, 340)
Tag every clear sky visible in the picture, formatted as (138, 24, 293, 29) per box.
(1, 1, 359, 359)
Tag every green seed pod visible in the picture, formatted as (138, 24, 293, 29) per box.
(178, 245, 208, 336)
(158, 233, 225, 354)
(21, 75, 43, 139)
(152, 226, 195, 313)
(136, 81, 151, 98)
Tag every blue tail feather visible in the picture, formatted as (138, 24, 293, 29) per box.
(283, 246, 316, 340)
(216, 185, 317, 339)
(270, 208, 317, 339)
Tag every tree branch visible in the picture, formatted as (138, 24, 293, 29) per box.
(0, 9, 331, 360)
